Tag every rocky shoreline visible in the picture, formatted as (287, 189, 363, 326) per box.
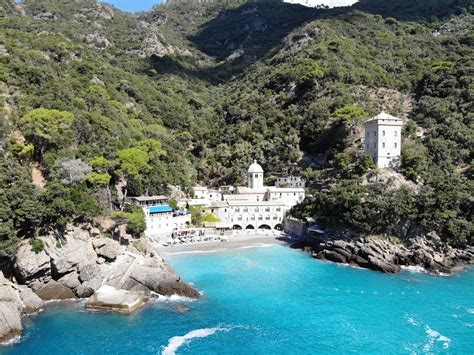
(0, 224, 200, 345)
(297, 234, 474, 275)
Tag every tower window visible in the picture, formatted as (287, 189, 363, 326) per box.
(373, 143, 376, 148)
(394, 131, 398, 136)
(382, 131, 385, 136)
(382, 143, 385, 148)
(394, 143, 398, 148)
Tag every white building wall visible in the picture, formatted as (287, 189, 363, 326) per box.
(144, 212, 191, 238)
(364, 114, 403, 169)
(227, 204, 285, 229)
(193, 187, 222, 202)
(268, 190, 305, 209)
(275, 176, 305, 188)
(247, 172, 264, 189)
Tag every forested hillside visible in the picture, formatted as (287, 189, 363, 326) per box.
(0, 0, 472, 257)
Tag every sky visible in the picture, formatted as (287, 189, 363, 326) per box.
(104, 0, 357, 12)
(104, 0, 163, 12)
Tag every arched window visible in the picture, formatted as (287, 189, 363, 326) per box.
(394, 131, 398, 136)
(394, 143, 398, 148)
(382, 142, 385, 148)
(382, 131, 385, 136)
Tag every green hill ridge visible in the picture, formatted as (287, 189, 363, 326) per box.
(0, 0, 472, 258)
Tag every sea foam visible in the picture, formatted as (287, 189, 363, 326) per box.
(424, 326, 451, 351)
(161, 327, 230, 355)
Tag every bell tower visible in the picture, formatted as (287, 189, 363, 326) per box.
(247, 160, 264, 189)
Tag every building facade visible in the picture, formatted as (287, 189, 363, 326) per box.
(206, 161, 305, 230)
(193, 186, 222, 202)
(133, 196, 191, 239)
(275, 176, 305, 189)
(364, 112, 403, 169)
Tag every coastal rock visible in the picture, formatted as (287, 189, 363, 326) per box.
(367, 256, 400, 273)
(0, 272, 43, 344)
(44, 228, 97, 277)
(306, 234, 473, 275)
(0, 285, 22, 311)
(76, 278, 102, 298)
(86, 285, 148, 313)
(13, 243, 51, 284)
(58, 272, 81, 290)
(18, 287, 44, 315)
(34, 280, 76, 301)
(92, 238, 122, 262)
(0, 302, 22, 344)
(128, 264, 201, 298)
(79, 264, 101, 283)
(316, 250, 348, 264)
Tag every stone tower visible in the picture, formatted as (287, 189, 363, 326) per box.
(364, 112, 403, 169)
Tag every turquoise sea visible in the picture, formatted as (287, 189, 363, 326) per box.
(4, 245, 474, 354)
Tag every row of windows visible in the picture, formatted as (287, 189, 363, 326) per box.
(232, 215, 280, 222)
(367, 142, 398, 149)
(366, 130, 398, 137)
(234, 207, 282, 213)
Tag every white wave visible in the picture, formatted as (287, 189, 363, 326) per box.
(235, 243, 275, 250)
(0, 334, 21, 346)
(467, 308, 474, 314)
(401, 265, 427, 274)
(154, 294, 198, 303)
(406, 316, 420, 327)
(423, 326, 451, 352)
(162, 327, 230, 355)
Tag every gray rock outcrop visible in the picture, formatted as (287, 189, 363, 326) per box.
(43, 226, 98, 278)
(0, 302, 22, 344)
(92, 238, 122, 262)
(34, 280, 76, 301)
(309, 235, 473, 274)
(13, 244, 50, 284)
(6, 223, 200, 340)
(0, 272, 44, 344)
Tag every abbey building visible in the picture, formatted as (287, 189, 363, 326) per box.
(201, 160, 305, 230)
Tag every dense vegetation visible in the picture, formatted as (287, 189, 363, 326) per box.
(0, 0, 472, 257)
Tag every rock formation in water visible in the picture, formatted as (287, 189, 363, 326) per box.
(0, 224, 200, 344)
(303, 234, 474, 274)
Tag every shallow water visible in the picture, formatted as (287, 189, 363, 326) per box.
(4, 245, 474, 354)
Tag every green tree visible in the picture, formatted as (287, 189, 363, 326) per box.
(19, 108, 74, 157)
(117, 148, 150, 176)
(334, 105, 367, 135)
(112, 205, 146, 237)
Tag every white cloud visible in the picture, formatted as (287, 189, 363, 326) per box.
(284, 0, 358, 8)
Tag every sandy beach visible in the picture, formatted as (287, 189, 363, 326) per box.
(155, 231, 291, 255)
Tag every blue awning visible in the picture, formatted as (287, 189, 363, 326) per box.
(148, 205, 173, 214)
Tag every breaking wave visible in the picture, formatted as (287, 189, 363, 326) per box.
(161, 327, 231, 355)
(423, 326, 451, 352)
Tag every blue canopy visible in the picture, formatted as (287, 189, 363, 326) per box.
(148, 205, 173, 214)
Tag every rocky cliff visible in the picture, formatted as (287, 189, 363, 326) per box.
(0, 224, 200, 344)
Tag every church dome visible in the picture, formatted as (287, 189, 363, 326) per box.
(248, 160, 264, 174)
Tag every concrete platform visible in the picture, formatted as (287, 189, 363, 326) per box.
(86, 285, 148, 313)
